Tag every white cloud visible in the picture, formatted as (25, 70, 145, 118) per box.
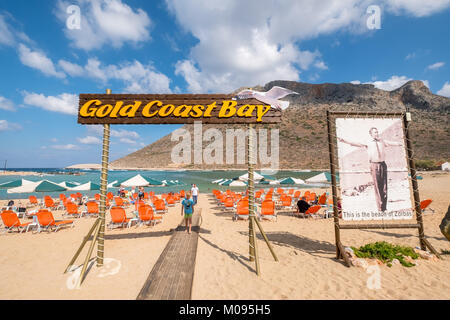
(369, 75, 413, 91)
(58, 59, 85, 76)
(86, 126, 141, 141)
(0, 14, 15, 46)
(0, 120, 22, 131)
(112, 129, 140, 139)
(0, 96, 15, 111)
(119, 138, 137, 144)
(77, 136, 101, 144)
(23, 92, 78, 115)
(426, 62, 445, 70)
(55, 0, 151, 51)
(437, 82, 450, 97)
(0, 13, 32, 47)
(168, 0, 363, 92)
(59, 58, 172, 93)
(383, 0, 450, 17)
(51, 144, 80, 150)
(405, 52, 416, 60)
(365, 75, 430, 91)
(350, 80, 361, 84)
(86, 125, 104, 136)
(18, 44, 65, 78)
(314, 61, 328, 70)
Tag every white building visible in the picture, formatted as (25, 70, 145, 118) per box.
(442, 162, 450, 171)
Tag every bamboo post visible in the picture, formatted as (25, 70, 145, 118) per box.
(64, 218, 100, 273)
(403, 112, 440, 258)
(77, 220, 102, 288)
(248, 123, 256, 264)
(327, 111, 350, 266)
(253, 216, 278, 261)
(97, 89, 112, 267)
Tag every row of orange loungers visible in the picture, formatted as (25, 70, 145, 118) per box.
(1, 189, 187, 234)
(1, 209, 74, 234)
(212, 188, 333, 221)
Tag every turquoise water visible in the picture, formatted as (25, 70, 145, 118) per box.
(0, 169, 325, 200)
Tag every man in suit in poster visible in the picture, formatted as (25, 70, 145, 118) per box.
(338, 127, 403, 212)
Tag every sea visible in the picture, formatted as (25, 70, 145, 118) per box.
(0, 168, 325, 200)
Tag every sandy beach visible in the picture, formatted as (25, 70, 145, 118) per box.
(0, 171, 449, 300)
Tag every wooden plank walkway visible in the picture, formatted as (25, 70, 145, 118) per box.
(136, 209, 202, 300)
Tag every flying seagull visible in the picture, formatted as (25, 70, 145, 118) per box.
(233, 86, 299, 110)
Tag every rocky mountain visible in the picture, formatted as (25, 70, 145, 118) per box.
(111, 80, 449, 170)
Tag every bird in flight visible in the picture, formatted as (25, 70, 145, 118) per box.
(233, 86, 299, 110)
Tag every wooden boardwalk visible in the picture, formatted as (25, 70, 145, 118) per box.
(136, 209, 202, 300)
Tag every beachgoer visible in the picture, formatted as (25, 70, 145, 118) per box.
(191, 184, 199, 205)
(296, 197, 310, 218)
(181, 193, 195, 234)
(138, 187, 144, 200)
(338, 127, 402, 212)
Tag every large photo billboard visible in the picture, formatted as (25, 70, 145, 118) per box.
(336, 118, 413, 221)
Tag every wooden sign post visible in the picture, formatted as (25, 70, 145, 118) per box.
(66, 92, 282, 286)
(326, 110, 440, 267)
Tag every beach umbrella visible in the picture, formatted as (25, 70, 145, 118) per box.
(119, 174, 151, 187)
(258, 180, 270, 185)
(57, 181, 81, 188)
(69, 181, 101, 191)
(269, 180, 280, 185)
(228, 180, 247, 187)
(173, 180, 185, 185)
(238, 172, 264, 181)
(107, 180, 120, 188)
(305, 172, 337, 184)
(212, 178, 224, 184)
(7, 180, 67, 194)
(0, 178, 35, 188)
(279, 177, 305, 185)
(142, 176, 164, 186)
(218, 179, 232, 185)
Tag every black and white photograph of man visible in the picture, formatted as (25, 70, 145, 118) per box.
(336, 118, 413, 221)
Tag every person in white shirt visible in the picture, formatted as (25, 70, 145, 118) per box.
(338, 127, 402, 212)
(191, 184, 199, 205)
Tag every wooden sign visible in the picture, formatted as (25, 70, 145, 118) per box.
(78, 94, 282, 124)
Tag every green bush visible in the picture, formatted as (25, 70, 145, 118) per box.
(351, 241, 419, 267)
(415, 159, 439, 171)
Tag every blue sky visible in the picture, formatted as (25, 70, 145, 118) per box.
(0, 0, 449, 168)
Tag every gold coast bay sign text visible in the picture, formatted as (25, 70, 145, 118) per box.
(78, 94, 282, 124)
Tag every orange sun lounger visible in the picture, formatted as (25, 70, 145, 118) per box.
(1, 210, 34, 233)
(138, 205, 163, 226)
(36, 209, 74, 232)
(108, 206, 138, 229)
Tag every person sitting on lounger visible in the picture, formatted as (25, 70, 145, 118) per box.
(296, 197, 310, 217)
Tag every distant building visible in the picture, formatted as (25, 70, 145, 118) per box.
(442, 162, 450, 171)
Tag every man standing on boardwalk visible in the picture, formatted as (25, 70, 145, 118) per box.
(191, 184, 199, 205)
(338, 127, 402, 212)
(181, 193, 195, 234)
